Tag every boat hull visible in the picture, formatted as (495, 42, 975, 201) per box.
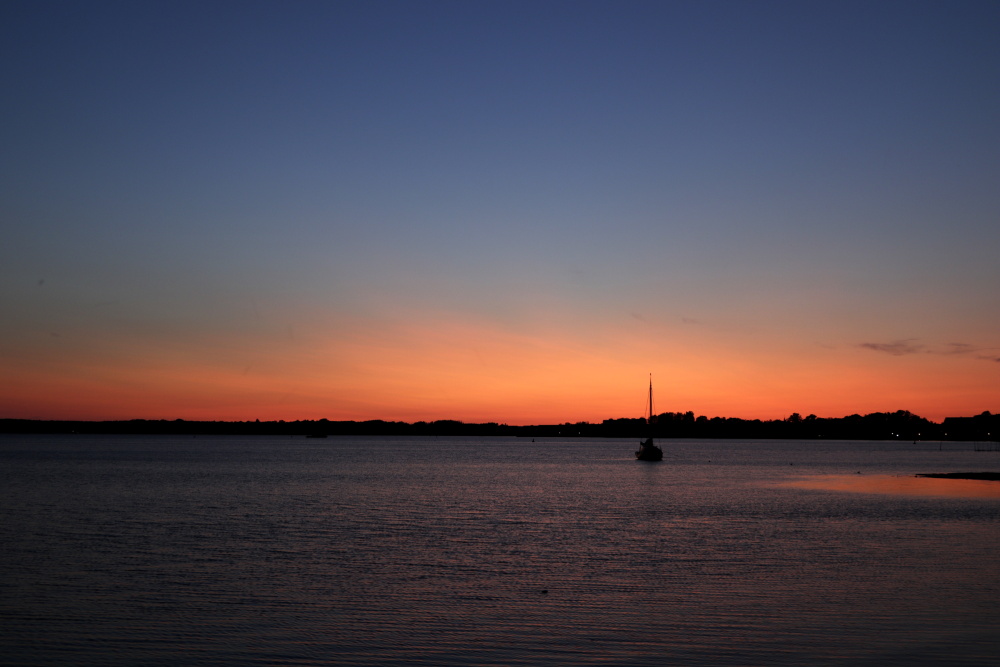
(636, 439, 663, 461)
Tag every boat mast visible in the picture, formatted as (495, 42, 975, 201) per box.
(648, 374, 654, 425)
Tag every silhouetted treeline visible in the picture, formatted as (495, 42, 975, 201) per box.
(1, 410, 997, 440)
(0, 418, 510, 437)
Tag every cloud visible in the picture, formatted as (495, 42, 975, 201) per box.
(946, 343, 1000, 362)
(858, 340, 923, 356)
(859, 339, 1000, 362)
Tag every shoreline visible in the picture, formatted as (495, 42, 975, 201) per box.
(915, 472, 1000, 481)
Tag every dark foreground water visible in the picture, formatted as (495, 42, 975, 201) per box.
(2, 435, 998, 666)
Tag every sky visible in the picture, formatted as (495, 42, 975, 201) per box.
(2, 0, 999, 424)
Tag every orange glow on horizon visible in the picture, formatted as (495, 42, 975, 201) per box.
(2, 308, 996, 424)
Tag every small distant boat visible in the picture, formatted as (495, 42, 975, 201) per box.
(636, 376, 663, 462)
(306, 434, 328, 439)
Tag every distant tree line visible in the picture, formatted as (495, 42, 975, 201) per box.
(1, 410, 997, 440)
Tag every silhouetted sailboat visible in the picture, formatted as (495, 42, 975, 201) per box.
(635, 376, 663, 461)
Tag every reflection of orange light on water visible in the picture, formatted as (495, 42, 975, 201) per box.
(778, 474, 1000, 499)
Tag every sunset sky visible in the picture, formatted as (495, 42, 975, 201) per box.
(3, 1, 998, 424)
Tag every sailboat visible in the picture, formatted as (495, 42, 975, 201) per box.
(635, 376, 663, 461)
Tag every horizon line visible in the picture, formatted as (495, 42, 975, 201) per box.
(3, 408, 996, 428)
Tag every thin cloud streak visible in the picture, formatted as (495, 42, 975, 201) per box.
(860, 340, 1000, 363)
(858, 340, 924, 356)
(945, 343, 1000, 363)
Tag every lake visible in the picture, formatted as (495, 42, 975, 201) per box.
(1, 435, 998, 665)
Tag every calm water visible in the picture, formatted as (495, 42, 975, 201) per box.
(1, 435, 998, 666)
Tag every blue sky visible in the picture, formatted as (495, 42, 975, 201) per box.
(3, 1, 999, 422)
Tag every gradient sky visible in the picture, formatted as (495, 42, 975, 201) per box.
(3, 0, 999, 424)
